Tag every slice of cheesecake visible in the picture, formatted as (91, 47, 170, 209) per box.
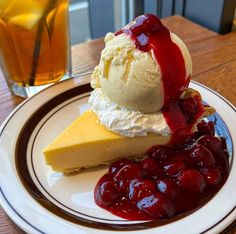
(43, 110, 170, 174)
(43, 89, 215, 175)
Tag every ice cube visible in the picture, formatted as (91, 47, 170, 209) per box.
(4, 0, 47, 30)
(10, 13, 44, 30)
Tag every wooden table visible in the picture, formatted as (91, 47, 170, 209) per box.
(0, 15, 236, 233)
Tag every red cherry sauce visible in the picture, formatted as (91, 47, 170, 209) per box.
(94, 120, 230, 220)
(116, 14, 200, 141)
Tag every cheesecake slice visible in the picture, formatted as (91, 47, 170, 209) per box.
(43, 88, 215, 174)
(44, 110, 170, 174)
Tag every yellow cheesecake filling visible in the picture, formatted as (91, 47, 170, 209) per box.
(43, 110, 170, 174)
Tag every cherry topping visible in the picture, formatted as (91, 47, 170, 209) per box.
(177, 136, 197, 150)
(141, 157, 162, 177)
(94, 120, 229, 221)
(137, 193, 175, 219)
(177, 169, 206, 193)
(188, 144, 215, 167)
(179, 96, 199, 121)
(147, 145, 174, 163)
(197, 120, 215, 136)
(214, 149, 230, 175)
(156, 179, 179, 199)
(113, 163, 142, 182)
(95, 179, 120, 206)
(200, 168, 222, 186)
(113, 163, 142, 193)
(198, 135, 222, 154)
(129, 14, 163, 36)
(220, 137, 227, 151)
(172, 152, 186, 163)
(163, 162, 186, 176)
(128, 178, 155, 202)
(108, 158, 132, 174)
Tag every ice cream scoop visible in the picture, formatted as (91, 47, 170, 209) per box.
(92, 14, 192, 113)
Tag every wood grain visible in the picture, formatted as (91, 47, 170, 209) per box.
(194, 58, 236, 103)
(0, 70, 24, 124)
(72, 37, 105, 75)
(163, 15, 217, 43)
(0, 209, 25, 234)
(191, 33, 236, 77)
(0, 15, 235, 233)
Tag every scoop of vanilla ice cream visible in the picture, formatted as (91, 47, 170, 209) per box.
(92, 32, 192, 113)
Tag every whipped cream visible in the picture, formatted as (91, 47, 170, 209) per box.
(89, 89, 170, 137)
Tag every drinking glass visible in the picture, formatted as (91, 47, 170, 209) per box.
(0, 0, 71, 97)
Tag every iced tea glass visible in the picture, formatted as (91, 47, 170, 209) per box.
(0, 0, 71, 97)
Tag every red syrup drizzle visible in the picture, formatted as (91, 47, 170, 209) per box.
(116, 14, 194, 141)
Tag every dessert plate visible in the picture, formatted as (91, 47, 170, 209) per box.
(0, 73, 236, 234)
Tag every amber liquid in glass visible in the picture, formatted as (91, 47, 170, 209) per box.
(0, 0, 70, 87)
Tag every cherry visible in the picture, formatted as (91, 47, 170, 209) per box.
(95, 180, 120, 206)
(197, 120, 215, 136)
(113, 163, 142, 192)
(130, 14, 163, 35)
(137, 193, 175, 219)
(163, 162, 186, 176)
(147, 145, 174, 163)
(177, 136, 197, 150)
(172, 152, 186, 163)
(128, 178, 155, 203)
(113, 163, 141, 182)
(188, 144, 215, 167)
(198, 136, 229, 174)
(177, 169, 206, 193)
(200, 168, 222, 186)
(198, 135, 222, 154)
(108, 159, 132, 174)
(214, 149, 230, 175)
(141, 157, 162, 177)
(179, 96, 199, 120)
(192, 131, 201, 140)
(156, 179, 179, 199)
(220, 137, 227, 151)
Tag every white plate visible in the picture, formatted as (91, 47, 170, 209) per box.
(0, 73, 236, 234)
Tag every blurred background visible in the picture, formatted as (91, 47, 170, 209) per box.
(69, 0, 236, 45)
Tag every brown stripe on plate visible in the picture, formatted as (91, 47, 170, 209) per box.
(14, 82, 234, 231)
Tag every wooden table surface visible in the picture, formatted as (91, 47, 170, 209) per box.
(0, 15, 236, 233)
